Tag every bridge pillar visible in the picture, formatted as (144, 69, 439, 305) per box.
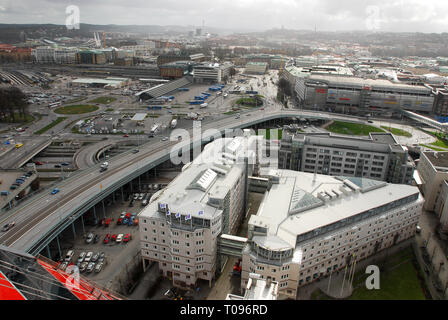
(121, 187, 124, 202)
(112, 191, 115, 204)
(56, 235, 62, 260)
(80, 214, 86, 235)
(138, 175, 141, 191)
(102, 200, 106, 218)
(92, 205, 97, 220)
(71, 221, 76, 239)
(46, 245, 51, 259)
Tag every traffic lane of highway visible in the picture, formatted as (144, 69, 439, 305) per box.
(1, 108, 356, 247)
(8, 144, 173, 249)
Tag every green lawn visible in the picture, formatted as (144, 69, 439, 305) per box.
(35, 117, 67, 134)
(328, 121, 385, 136)
(105, 108, 114, 112)
(258, 129, 283, 140)
(380, 126, 412, 137)
(420, 144, 446, 151)
(349, 260, 426, 300)
(431, 139, 448, 149)
(54, 105, 99, 115)
(88, 96, 117, 104)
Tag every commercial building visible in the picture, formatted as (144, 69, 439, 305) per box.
(157, 53, 206, 67)
(295, 75, 434, 116)
(242, 169, 423, 298)
(138, 134, 258, 289)
(279, 132, 415, 185)
(193, 62, 232, 83)
(71, 77, 129, 88)
(244, 62, 268, 75)
(31, 47, 55, 63)
(54, 48, 77, 64)
(159, 61, 194, 79)
(76, 50, 107, 64)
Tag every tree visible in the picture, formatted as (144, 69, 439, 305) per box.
(0, 86, 29, 122)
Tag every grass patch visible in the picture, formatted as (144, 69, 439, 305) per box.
(381, 126, 412, 137)
(105, 108, 114, 112)
(235, 96, 263, 107)
(35, 117, 67, 134)
(349, 260, 426, 300)
(258, 129, 283, 140)
(328, 121, 385, 136)
(54, 105, 99, 115)
(420, 144, 445, 151)
(224, 111, 237, 115)
(431, 139, 448, 149)
(88, 96, 117, 104)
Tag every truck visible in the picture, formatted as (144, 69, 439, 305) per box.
(170, 119, 177, 129)
(149, 123, 161, 137)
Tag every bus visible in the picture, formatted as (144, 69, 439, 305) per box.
(149, 124, 161, 137)
(49, 101, 61, 108)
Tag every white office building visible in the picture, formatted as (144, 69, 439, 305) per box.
(242, 169, 423, 298)
(138, 134, 258, 289)
(193, 62, 232, 83)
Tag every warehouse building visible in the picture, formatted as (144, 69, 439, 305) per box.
(138, 134, 258, 289)
(242, 169, 423, 298)
(279, 132, 415, 185)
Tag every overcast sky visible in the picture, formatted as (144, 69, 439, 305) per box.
(1, 0, 448, 33)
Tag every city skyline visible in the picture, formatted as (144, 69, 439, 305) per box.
(1, 0, 448, 33)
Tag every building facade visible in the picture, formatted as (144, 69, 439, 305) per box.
(138, 135, 257, 289)
(242, 170, 423, 298)
(279, 132, 415, 185)
(193, 62, 232, 83)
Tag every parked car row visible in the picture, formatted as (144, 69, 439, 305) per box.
(103, 232, 132, 244)
(59, 250, 106, 274)
(9, 171, 33, 190)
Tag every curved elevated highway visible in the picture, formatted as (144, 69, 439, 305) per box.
(0, 108, 371, 255)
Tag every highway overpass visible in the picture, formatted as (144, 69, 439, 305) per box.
(0, 108, 400, 255)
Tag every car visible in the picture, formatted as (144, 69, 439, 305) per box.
(35, 161, 44, 165)
(77, 252, 86, 264)
(1, 221, 15, 232)
(123, 233, 132, 242)
(133, 218, 139, 226)
(116, 234, 124, 243)
(91, 252, 100, 262)
(161, 137, 168, 141)
(117, 218, 123, 225)
(64, 250, 74, 262)
(367, 120, 374, 123)
(98, 252, 106, 263)
(93, 234, 100, 243)
(85, 232, 95, 244)
(132, 149, 139, 154)
(79, 261, 88, 273)
(54, 164, 61, 168)
(123, 134, 129, 138)
(125, 212, 132, 219)
(111, 234, 118, 242)
(94, 262, 104, 273)
(51, 188, 60, 195)
(10, 185, 17, 190)
(128, 218, 135, 226)
(133, 194, 139, 200)
(84, 252, 93, 262)
(59, 261, 69, 271)
(122, 217, 129, 225)
(138, 193, 144, 200)
(0, 191, 10, 196)
(86, 262, 95, 273)
(61, 162, 69, 166)
(260, 108, 264, 110)
(103, 234, 111, 244)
